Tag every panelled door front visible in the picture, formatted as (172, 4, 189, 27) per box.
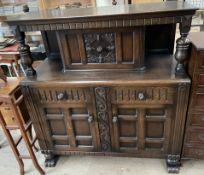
(110, 86, 175, 156)
(31, 87, 100, 152)
(111, 105, 173, 155)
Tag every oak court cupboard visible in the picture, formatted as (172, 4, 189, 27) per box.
(6, 1, 197, 173)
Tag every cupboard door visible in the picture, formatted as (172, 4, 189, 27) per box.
(111, 105, 172, 154)
(39, 104, 99, 152)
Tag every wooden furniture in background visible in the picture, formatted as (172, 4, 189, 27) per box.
(0, 65, 6, 82)
(0, 77, 44, 175)
(0, 43, 26, 76)
(6, 2, 197, 173)
(183, 32, 204, 159)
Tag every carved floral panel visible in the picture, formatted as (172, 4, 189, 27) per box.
(84, 33, 115, 63)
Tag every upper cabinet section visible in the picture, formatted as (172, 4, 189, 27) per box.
(5, 2, 198, 74)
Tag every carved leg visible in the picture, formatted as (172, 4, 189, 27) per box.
(175, 16, 192, 76)
(166, 155, 181, 174)
(14, 26, 36, 77)
(42, 150, 58, 167)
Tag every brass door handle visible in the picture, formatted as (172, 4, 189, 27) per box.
(112, 116, 118, 123)
(88, 116, 93, 123)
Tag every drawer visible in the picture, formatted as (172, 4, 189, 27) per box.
(195, 73, 204, 86)
(0, 104, 16, 125)
(196, 51, 204, 70)
(185, 130, 204, 145)
(183, 147, 204, 159)
(111, 87, 175, 104)
(192, 87, 204, 108)
(189, 113, 204, 128)
(29, 87, 89, 104)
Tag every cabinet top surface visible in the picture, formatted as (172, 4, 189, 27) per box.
(189, 32, 204, 51)
(21, 54, 190, 87)
(6, 2, 196, 24)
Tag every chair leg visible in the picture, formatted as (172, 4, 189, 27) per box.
(19, 128, 45, 175)
(11, 106, 45, 175)
(28, 125, 38, 152)
(0, 112, 24, 175)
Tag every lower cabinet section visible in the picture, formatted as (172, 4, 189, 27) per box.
(22, 84, 190, 172)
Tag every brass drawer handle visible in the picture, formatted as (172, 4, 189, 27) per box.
(57, 92, 65, 100)
(112, 116, 118, 123)
(88, 116, 93, 123)
(138, 92, 145, 100)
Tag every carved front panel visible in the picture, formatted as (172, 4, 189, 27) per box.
(56, 28, 145, 70)
(84, 33, 115, 63)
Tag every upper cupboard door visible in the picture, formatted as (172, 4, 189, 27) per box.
(56, 28, 145, 71)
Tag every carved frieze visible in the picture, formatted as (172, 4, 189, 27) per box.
(18, 16, 183, 32)
(84, 33, 115, 63)
(30, 88, 87, 103)
(111, 87, 174, 104)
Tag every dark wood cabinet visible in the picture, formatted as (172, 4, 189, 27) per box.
(183, 32, 204, 159)
(6, 1, 197, 173)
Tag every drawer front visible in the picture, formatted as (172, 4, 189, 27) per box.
(189, 113, 204, 128)
(183, 147, 204, 159)
(29, 87, 89, 104)
(0, 105, 16, 125)
(195, 73, 204, 86)
(186, 130, 204, 145)
(111, 87, 175, 105)
(192, 87, 204, 110)
(196, 51, 204, 70)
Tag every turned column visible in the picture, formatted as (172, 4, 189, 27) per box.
(15, 26, 36, 77)
(175, 16, 192, 75)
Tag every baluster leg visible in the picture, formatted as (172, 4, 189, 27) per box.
(15, 26, 36, 77)
(175, 16, 192, 76)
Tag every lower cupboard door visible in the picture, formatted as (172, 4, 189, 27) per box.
(39, 105, 99, 152)
(111, 105, 173, 155)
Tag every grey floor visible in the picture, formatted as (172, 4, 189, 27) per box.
(0, 131, 204, 175)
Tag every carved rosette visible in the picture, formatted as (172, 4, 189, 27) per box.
(84, 33, 115, 63)
(94, 87, 111, 151)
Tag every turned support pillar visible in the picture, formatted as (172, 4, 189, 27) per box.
(175, 16, 192, 76)
(15, 26, 36, 77)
